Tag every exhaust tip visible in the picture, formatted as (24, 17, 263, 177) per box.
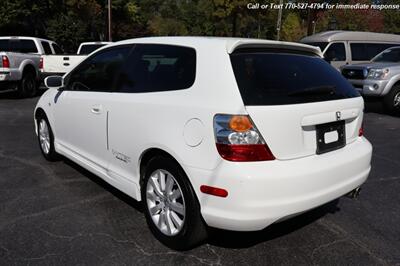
(346, 187, 361, 199)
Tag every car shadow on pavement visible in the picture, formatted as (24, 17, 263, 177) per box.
(364, 98, 385, 114)
(206, 199, 340, 249)
(0, 91, 20, 99)
(0, 89, 46, 99)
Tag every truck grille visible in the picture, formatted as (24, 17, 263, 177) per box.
(341, 69, 366, 80)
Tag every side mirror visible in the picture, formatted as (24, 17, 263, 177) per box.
(44, 76, 64, 90)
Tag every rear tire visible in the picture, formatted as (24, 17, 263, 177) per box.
(17, 71, 37, 98)
(141, 156, 207, 250)
(36, 114, 59, 161)
(383, 85, 400, 115)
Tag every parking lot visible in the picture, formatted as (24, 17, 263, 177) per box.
(0, 94, 399, 265)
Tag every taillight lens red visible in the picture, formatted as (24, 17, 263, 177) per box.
(214, 114, 275, 162)
(359, 123, 364, 136)
(2, 56, 10, 68)
(216, 143, 275, 161)
(39, 58, 43, 70)
(200, 185, 228, 197)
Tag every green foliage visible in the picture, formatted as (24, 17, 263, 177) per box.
(281, 12, 305, 42)
(46, 14, 88, 52)
(0, 0, 398, 50)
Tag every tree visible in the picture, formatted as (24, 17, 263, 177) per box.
(46, 14, 88, 52)
(281, 12, 305, 42)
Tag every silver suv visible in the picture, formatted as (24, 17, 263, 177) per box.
(341, 47, 400, 114)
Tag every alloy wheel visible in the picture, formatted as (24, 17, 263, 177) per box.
(146, 169, 186, 236)
(39, 119, 51, 154)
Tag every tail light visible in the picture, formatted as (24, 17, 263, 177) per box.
(359, 122, 364, 136)
(2, 56, 10, 68)
(39, 57, 43, 70)
(213, 114, 275, 162)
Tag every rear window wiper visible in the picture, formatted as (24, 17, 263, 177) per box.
(288, 85, 336, 97)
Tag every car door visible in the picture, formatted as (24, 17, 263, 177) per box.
(53, 46, 132, 170)
(106, 44, 196, 186)
(323, 42, 347, 70)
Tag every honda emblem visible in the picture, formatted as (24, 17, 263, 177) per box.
(336, 111, 341, 121)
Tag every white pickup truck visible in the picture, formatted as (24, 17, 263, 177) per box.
(40, 41, 111, 78)
(0, 36, 62, 97)
(77, 42, 112, 55)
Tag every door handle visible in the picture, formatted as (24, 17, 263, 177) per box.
(91, 105, 102, 114)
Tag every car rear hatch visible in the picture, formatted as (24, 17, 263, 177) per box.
(229, 46, 363, 160)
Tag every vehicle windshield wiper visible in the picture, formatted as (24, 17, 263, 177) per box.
(288, 85, 336, 97)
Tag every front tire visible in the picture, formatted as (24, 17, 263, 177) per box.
(383, 84, 400, 115)
(141, 156, 207, 250)
(36, 115, 59, 161)
(17, 71, 37, 98)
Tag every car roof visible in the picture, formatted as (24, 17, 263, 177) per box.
(0, 36, 55, 43)
(301, 31, 400, 43)
(114, 36, 322, 56)
(80, 42, 112, 45)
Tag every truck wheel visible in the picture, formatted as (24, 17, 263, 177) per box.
(17, 71, 37, 98)
(141, 156, 207, 250)
(383, 85, 400, 115)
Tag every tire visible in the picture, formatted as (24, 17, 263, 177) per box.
(141, 156, 207, 250)
(17, 71, 37, 98)
(383, 84, 400, 115)
(36, 114, 59, 161)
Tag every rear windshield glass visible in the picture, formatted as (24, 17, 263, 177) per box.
(230, 51, 360, 105)
(78, 44, 106, 55)
(0, 39, 38, 53)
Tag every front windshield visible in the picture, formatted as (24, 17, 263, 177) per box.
(372, 48, 400, 63)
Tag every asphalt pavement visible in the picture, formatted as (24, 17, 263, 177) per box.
(0, 93, 399, 265)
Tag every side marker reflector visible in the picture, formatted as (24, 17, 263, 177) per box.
(200, 185, 228, 198)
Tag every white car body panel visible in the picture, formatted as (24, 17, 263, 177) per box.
(35, 37, 372, 231)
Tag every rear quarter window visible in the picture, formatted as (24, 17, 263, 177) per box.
(41, 41, 53, 54)
(351, 43, 399, 61)
(116, 44, 196, 93)
(230, 50, 360, 105)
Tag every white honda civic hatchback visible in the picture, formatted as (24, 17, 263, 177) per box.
(35, 37, 372, 250)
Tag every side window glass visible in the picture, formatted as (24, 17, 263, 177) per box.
(367, 43, 397, 59)
(350, 43, 368, 61)
(51, 43, 63, 54)
(19, 40, 38, 53)
(324, 43, 346, 61)
(41, 41, 52, 55)
(66, 47, 131, 92)
(116, 44, 196, 93)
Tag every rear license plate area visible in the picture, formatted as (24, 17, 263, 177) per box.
(316, 121, 346, 154)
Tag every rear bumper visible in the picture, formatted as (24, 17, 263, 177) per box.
(186, 137, 372, 231)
